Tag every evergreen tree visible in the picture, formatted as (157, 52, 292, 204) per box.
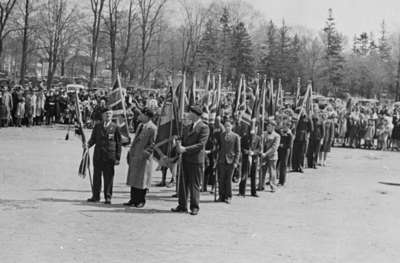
(231, 21, 254, 81)
(197, 19, 219, 72)
(322, 8, 345, 96)
(218, 7, 234, 81)
(379, 20, 391, 62)
(276, 19, 291, 79)
(260, 20, 278, 77)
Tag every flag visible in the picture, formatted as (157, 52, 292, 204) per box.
(275, 79, 284, 110)
(233, 75, 243, 115)
(295, 77, 301, 107)
(259, 75, 267, 137)
(108, 74, 131, 146)
(74, 91, 90, 179)
(299, 81, 313, 117)
(266, 78, 275, 117)
(188, 74, 196, 107)
(240, 76, 252, 126)
(209, 74, 217, 125)
(153, 85, 179, 172)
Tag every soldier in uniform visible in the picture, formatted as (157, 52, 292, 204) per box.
(216, 118, 240, 204)
(172, 105, 210, 215)
(86, 107, 122, 204)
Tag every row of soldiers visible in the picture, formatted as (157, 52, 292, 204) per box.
(84, 102, 335, 216)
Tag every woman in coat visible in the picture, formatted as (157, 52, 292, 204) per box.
(319, 112, 335, 166)
(124, 107, 157, 208)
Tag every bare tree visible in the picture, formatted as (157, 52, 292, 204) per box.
(103, 0, 122, 82)
(36, 0, 79, 89)
(136, 0, 167, 84)
(88, 0, 106, 88)
(0, 0, 17, 64)
(118, 0, 137, 78)
(19, 0, 31, 84)
(178, 0, 206, 75)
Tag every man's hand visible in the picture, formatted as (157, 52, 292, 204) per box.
(115, 160, 120, 165)
(176, 141, 186, 154)
(176, 145, 186, 154)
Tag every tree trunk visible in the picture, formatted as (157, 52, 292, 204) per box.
(20, 0, 29, 85)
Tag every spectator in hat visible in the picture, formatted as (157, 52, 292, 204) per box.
(125, 107, 157, 208)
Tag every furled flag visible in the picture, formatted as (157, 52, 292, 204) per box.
(299, 81, 313, 117)
(275, 79, 284, 110)
(233, 75, 243, 115)
(295, 77, 301, 108)
(266, 78, 275, 117)
(75, 91, 93, 192)
(240, 76, 252, 127)
(188, 74, 197, 107)
(153, 84, 179, 173)
(107, 74, 131, 146)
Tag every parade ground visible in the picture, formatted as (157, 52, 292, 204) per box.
(0, 126, 400, 263)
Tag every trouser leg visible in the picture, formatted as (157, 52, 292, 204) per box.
(92, 162, 102, 200)
(177, 163, 188, 209)
(188, 163, 202, 211)
(130, 187, 135, 201)
(225, 164, 235, 199)
(239, 158, 249, 195)
(217, 163, 225, 199)
(103, 162, 115, 200)
(250, 161, 257, 195)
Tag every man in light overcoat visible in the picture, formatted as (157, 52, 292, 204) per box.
(124, 107, 157, 208)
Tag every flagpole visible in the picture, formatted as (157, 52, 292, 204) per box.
(117, 73, 131, 145)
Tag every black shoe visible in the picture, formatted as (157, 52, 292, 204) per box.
(123, 200, 135, 206)
(225, 199, 231, 204)
(237, 193, 245, 197)
(190, 209, 199, 215)
(87, 197, 100, 202)
(298, 168, 304, 173)
(104, 199, 111, 205)
(171, 206, 188, 213)
(251, 194, 259, 198)
(135, 202, 145, 208)
(171, 194, 178, 198)
(217, 197, 224, 202)
(156, 182, 166, 187)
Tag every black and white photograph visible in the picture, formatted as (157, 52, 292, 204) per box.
(1, 0, 400, 262)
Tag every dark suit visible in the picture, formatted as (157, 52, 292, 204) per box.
(88, 122, 122, 201)
(217, 131, 240, 200)
(178, 120, 210, 211)
(239, 133, 261, 196)
(307, 118, 325, 168)
(292, 116, 313, 171)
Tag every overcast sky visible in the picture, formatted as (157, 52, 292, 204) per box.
(243, 0, 400, 38)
